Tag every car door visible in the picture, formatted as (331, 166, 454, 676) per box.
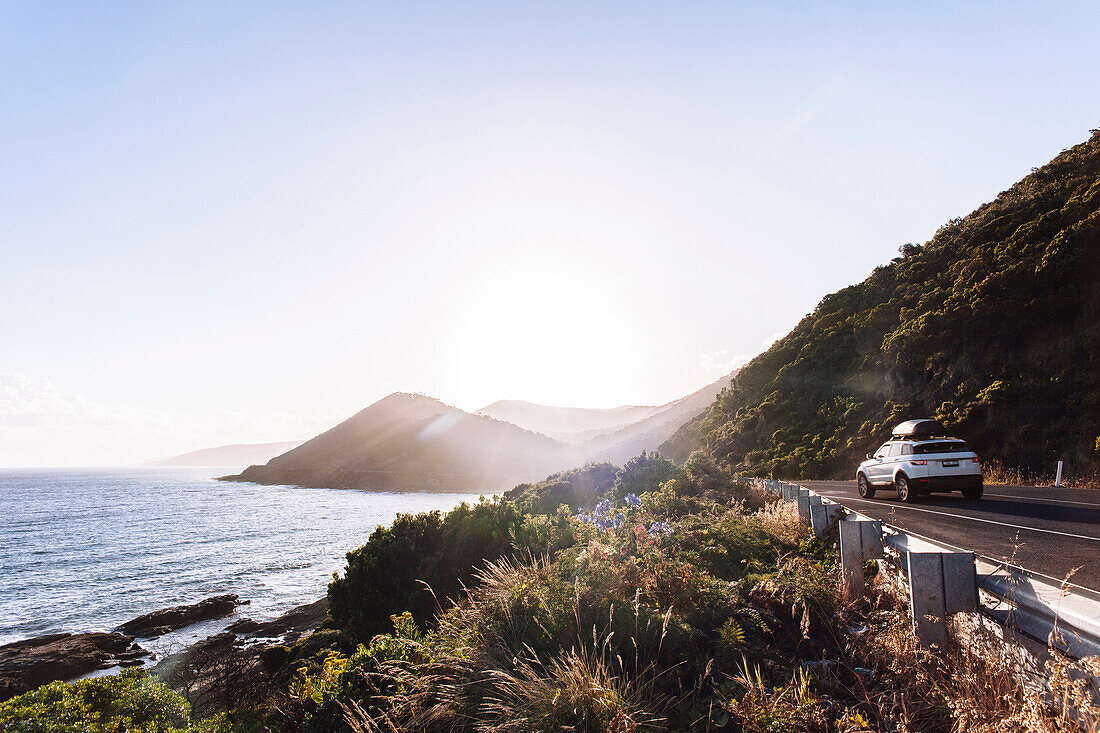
(886, 442, 904, 481)
(867, 443, 890, 483)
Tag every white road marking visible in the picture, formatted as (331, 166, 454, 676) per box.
(809, 490, 1100, 542)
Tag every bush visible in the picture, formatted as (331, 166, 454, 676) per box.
(328, 497, 525, 642)
(504, 463, 618, 513)
(0, 671, 196, 733)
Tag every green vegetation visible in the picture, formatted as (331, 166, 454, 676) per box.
(328, 498, 528, 643)
(665, 130, 1100, 480)
(0, 670, 231, 733)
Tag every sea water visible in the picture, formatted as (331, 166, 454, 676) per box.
(0, 467, 486, 647)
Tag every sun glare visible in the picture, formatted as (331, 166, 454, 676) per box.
(446, 262, 638, 409)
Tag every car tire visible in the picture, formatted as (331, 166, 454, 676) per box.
(895, 474, 917, 503)
(857, 473, 875, 499)
(962, 483, 983, 500)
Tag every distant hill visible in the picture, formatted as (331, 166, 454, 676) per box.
(664, 130, 1100, 479)
(147, 441, 303, 467)
(580, 371, 737, 465)
(476, 401, 660, 443)
(220, 393, 580, 492)
(219, 372, 738, 493)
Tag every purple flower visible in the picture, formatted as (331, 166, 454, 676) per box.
(648, 521, 673, 537)
(625, 493, 641, 508)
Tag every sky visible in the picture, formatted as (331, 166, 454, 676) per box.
(2, 1, 1099, 466)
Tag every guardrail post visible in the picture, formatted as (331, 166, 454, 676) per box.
(907, 551, 977, 647)
(839, 519, 883, 598)
(809, 503, 841, 538)
(797, 489, 812, 525)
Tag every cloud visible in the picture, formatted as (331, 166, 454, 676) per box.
(0, 373, 343, 466)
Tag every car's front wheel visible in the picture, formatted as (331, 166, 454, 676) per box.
(895, 474, 917, 503)
(857, 473, 875, 499)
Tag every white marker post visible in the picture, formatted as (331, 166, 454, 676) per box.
(1055, 460, 1063, 487)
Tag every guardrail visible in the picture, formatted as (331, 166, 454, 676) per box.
(755, 479, 1100, 659)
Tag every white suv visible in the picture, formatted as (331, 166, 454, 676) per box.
(856, 419, 983, 502)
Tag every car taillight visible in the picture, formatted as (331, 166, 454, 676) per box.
(970, 458, 980, 464)
(911, 460, 927, 465)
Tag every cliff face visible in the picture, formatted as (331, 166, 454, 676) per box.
(223, 393, 580, 492)
(664, 131, 1100, 479)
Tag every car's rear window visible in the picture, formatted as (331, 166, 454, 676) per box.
(913, 441, 970, 454)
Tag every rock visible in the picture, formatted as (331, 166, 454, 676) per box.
(225, 597, 328, 640)
(0, 632, 150, 702)
(115, 595, 246, 638)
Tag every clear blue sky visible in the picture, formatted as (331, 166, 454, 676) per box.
(2, 1, 1098, 465)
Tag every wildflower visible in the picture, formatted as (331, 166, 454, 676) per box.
(648, 521, 673, 537)
(625, 493, 641, 508)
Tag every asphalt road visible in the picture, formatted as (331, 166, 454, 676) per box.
(800, 481, 1100, 593)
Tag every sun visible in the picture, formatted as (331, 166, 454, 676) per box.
(443, 262, 640, 409)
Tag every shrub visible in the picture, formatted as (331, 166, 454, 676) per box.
(0, 671, 195, 733)
(328, 497, 525, 642)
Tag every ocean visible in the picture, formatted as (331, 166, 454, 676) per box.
(0, 467, 486, 650)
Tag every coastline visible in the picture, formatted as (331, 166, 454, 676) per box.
(1, 594, 329, 701)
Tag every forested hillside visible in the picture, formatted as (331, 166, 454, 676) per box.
(664, 130, 1100, 480)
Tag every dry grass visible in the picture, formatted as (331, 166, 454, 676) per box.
(832, 572, 1100, 733)
(331, 490, 1099, 733)
(983, 461, 1100, 490)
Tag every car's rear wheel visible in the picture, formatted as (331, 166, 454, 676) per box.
(857, 473, 875, 499)
(962, 483, 983, 500)
(895, 474, 917, 503)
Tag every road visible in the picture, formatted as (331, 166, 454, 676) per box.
(800, 481, 1100, 593)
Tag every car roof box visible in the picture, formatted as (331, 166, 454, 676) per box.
(891, 419, 946, 439)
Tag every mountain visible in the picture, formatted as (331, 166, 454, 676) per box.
(220, 393, 579, 492)
(147, 441, 303, 467)
(476, 401, 661, 443)
(663, 130, 1100, 479)
(579, 371, 737, 465)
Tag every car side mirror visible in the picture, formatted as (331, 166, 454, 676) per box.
(866, 453, 872, 460)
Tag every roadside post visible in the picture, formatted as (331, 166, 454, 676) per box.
(906, 551, 977, 647)
(839, 519, 884, 598)
(1055, 460, 1064, 487)
(809, 502, 841, 538)
(797, 488, 812, 525)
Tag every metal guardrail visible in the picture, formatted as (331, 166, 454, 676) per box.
(754, 478, 1100, 659)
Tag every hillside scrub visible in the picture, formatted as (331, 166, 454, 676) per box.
(664, 130, 1100, 480)
(274, 455, 1094, 732)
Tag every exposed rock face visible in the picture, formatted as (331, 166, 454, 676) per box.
(0, 632, 149, 701)
(115, 594, 246, 638)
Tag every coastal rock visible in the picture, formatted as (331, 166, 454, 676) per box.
(225, 597, 328, 641)
(115, 594, 246, 638)
(0, 632, 149, 701)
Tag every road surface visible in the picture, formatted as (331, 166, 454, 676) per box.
(800, 481, 1100, 593)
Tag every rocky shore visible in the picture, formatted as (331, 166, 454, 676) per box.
(0, 632, 150, 701)
(0, 594, 328, 703)
(114, 594, 246, 638)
